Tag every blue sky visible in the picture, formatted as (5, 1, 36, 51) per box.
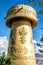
(0, 0, 43, 42)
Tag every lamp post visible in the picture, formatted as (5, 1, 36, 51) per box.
(5, 5, 38, 65)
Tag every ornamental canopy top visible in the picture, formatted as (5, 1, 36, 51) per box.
(5, 4, 38, 28)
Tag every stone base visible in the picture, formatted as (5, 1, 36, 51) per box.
(12, 59, 36, 65)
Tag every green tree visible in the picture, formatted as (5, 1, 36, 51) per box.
(36, 28, 43, 53)
(27, 0, 43, 14)
(0, 52, 12, 65)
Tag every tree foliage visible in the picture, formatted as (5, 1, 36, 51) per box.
(27, 0, 43, 14)
(39, 49, 43, 53)
(36, 28, 43, 53)
(0, 52, 12, 65)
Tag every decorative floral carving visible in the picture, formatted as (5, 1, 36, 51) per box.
(10, 29, 16, 45)
(11, 37, 15, 45)
(19, 27, 28, 35)
(20, 36, 26, 44)
(10, 45, 22, 56)
(18, 26, 28, 44)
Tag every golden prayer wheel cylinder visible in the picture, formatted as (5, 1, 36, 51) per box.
(5, 5, 38, 65)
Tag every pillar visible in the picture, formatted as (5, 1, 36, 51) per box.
(5, 5, 38, 65)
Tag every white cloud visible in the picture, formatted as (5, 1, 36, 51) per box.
(0, 36, 8, 55)
(33, 40, 39, 44)
(35, 48, 39, 54)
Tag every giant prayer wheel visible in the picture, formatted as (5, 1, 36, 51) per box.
(5, 5, 38, 65)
